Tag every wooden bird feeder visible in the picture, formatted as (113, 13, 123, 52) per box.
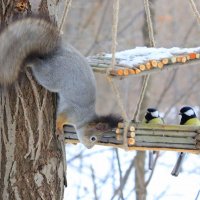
(65, 46, 200, 154)
(64, 122, 200, 154)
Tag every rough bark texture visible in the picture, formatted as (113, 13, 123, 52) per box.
(0, 1, 65, 199)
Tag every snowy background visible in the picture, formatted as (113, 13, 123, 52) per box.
(64, 145, 200, 200)
(63, 0, 200, 199)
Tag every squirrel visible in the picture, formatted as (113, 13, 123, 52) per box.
(0, 18, 121, 149)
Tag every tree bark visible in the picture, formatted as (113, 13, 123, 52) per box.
(0, 1, 66, 199)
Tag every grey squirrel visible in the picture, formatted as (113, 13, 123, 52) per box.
(0, 18, 121, 148)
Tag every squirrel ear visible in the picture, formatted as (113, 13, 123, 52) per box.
(95, 122, 110, 131)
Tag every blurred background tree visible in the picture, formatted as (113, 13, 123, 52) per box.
(64, 0, 200, 199)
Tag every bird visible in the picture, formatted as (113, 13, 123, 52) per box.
(171, 106, 200, 176)
(179, 106, 200, 125)
(143, 108, 164, 170)
(143, 108, 164, 124)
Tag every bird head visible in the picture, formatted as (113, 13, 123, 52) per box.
(179, 106, 197, 124)
(179, 106, 196, 117)
(76, 114, 123, 149)
(145, 108, 160, 123)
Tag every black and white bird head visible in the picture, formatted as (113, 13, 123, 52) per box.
(145, 108, 160, 122)
(179, 106, 197, 124)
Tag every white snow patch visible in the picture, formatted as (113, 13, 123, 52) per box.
(105, 46, 200, 66)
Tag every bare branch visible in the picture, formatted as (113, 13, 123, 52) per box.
(111, 158, 135, 200)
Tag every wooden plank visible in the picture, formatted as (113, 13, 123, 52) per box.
(135, 135, 195, 144)
(65, 139, 200, 154)
(136, 130, 197, 137)
(127, 146, 200, 154)
(134, 142, 195, 149)
(134, 123, 200, 131)
(118, 122, 200, 131)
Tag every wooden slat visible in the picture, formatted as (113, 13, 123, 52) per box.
(136, 130, 197, 137)
(134, 142, 195, 149)
(65, 139, 200, 154)
(136, 135, 195, 144)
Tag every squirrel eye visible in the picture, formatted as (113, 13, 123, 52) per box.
(90, 135, 97, 142)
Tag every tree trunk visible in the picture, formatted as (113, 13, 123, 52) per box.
(0, 1, 66, 199)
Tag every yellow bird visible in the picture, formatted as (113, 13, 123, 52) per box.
(144, 108, 164, 124)
(179, 106, 200, 125)
(144, 108, 164, 170)
(171, 106, 200, 176)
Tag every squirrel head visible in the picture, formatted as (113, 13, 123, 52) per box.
(76, 114, 123, 149)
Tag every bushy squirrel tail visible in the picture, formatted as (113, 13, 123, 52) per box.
(0, 18, 59, 85)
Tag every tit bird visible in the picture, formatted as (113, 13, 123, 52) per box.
(144, 108, 164, 124)
(144, 108, 164, 170)
(171, 106, 200, 176)
(179, 106, 200, 125)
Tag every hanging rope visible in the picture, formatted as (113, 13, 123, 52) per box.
(133, 75, 149, 121)
(59, 0, 73, 33)
(107, 77, 130, 150)
(189, 0, 200, 24)
(111, 0, 120, 69)
(107, 0, 130, 150)
(107, 77, 129, 121)
(133, 0, 155, 122)
(143, 0, 156, 47)
(108, 0, 127, 121)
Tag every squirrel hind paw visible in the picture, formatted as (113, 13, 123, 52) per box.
(56, 114, 68, 135)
